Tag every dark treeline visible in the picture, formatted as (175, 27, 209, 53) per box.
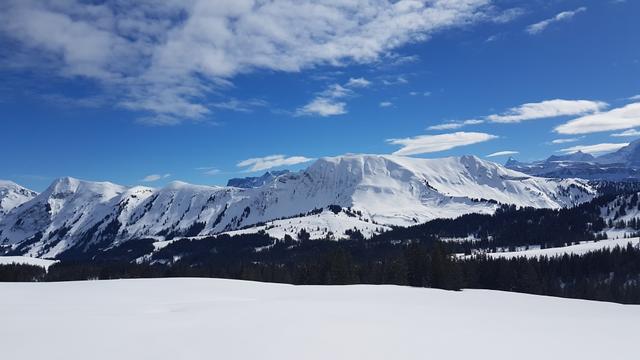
(4, 238, 640, 304)
(371, 196, 622, 252)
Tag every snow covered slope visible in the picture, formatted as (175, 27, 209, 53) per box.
(0, 180, 37, 217)
(0, 278, 638, 360)
(0, 256, 58, 269)
(0, 155, 595, 259)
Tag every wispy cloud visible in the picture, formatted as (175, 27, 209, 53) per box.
(388, 132, 497, 156)
(0, 0, 502, 124)
(382, 75, 409, 86)
(196, 167, 221, 176)
(555, 103, 640, 135)
(345, 77, 371, 88)
(526, 7, 587, 35)
(487, 150, 519, 158)
(297, 83, 354, 117)
(211, 98, 268, 113)
(428, 119, 484, 131)
(611, 129, 640, 137)
(379, 101, 393, 108)
(141, 173, 171, 182)
(237, 155, 314, 172)
(551, 138, 581, 144)
(297, 98, 347, 117)
(560, 143, 629, 155)
(488, 99, 607, 123)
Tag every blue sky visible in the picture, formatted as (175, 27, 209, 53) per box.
(1, 0, 639, 191)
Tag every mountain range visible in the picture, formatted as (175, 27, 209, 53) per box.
(0, 154, 596, 259)
(505, 139, 640, 179)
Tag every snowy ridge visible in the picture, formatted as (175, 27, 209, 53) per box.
(0, 155, 596, 259)
(0, 180, 37, 217)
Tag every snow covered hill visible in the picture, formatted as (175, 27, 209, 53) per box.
(0, 278, 637, 360)
(0, 155, 595, 259)
(0, 180, 37, 217)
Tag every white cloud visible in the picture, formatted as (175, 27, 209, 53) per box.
(211, 98, 268, 113)
(526, 7, 587, 35)
(237, 155, 314, 172)
(388, 131, 497, 156)
(297, 98, 347, 117)
(196, 167, 221, 176)
(611, 129, 640, 137)
(141, 173, 171, 182)
(345, 77, 371, 88)
(551, 138, 581, 144)
(488, 99, 607, 123)
(379, 101, 393, 108)
(560, 143, 629, 155)
(487, 150, 519, 158)
(297, 83, 353, 117)
(428, 119, 484, 131)
(555, 103, 640, 135)
(410, 91, 431, 96)
(382, 75, 409, 86)
(0, 0, 500, 124)
(628, 95, 640, 101)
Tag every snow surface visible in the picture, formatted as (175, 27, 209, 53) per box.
(0, 278, 637, 360)
(481, 237, 640, 259)
(0, 256, 58, 269)
(223, 209, 391, 240)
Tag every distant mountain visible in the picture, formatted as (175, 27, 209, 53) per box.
(0, 155, 595, 259)
(597, 139, 640, 166)
(0, 181, 37, 217)
(505, 140, 640, 180)
(227, 170, 290, 188)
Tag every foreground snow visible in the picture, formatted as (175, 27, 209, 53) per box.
(0, 279, 638, 360)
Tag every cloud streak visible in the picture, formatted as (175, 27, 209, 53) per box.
(428, 119, 484, 131)
(560, 143, 629, 155)
(237, 154, 314, 172)
(526, 7, 587, 35)
(555, 103, 640, 135)
(487, 151, 519, 158)
(141, 173, 171, 182)
(388, 131, 497, 156)
(488, 99, 606, 123)
(611, 129, 640, 137)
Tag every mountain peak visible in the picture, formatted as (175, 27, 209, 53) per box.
(0, 180, 38, 216)
(227, 170, 290, 188)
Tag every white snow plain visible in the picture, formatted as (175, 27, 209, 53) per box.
(0, 278, 638, 360)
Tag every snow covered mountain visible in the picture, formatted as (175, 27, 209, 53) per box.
(0, 180, 37, 218)
(227, 170, 290, 188)
(506, 140, 640, 179)
(0, 155, 595, 259)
